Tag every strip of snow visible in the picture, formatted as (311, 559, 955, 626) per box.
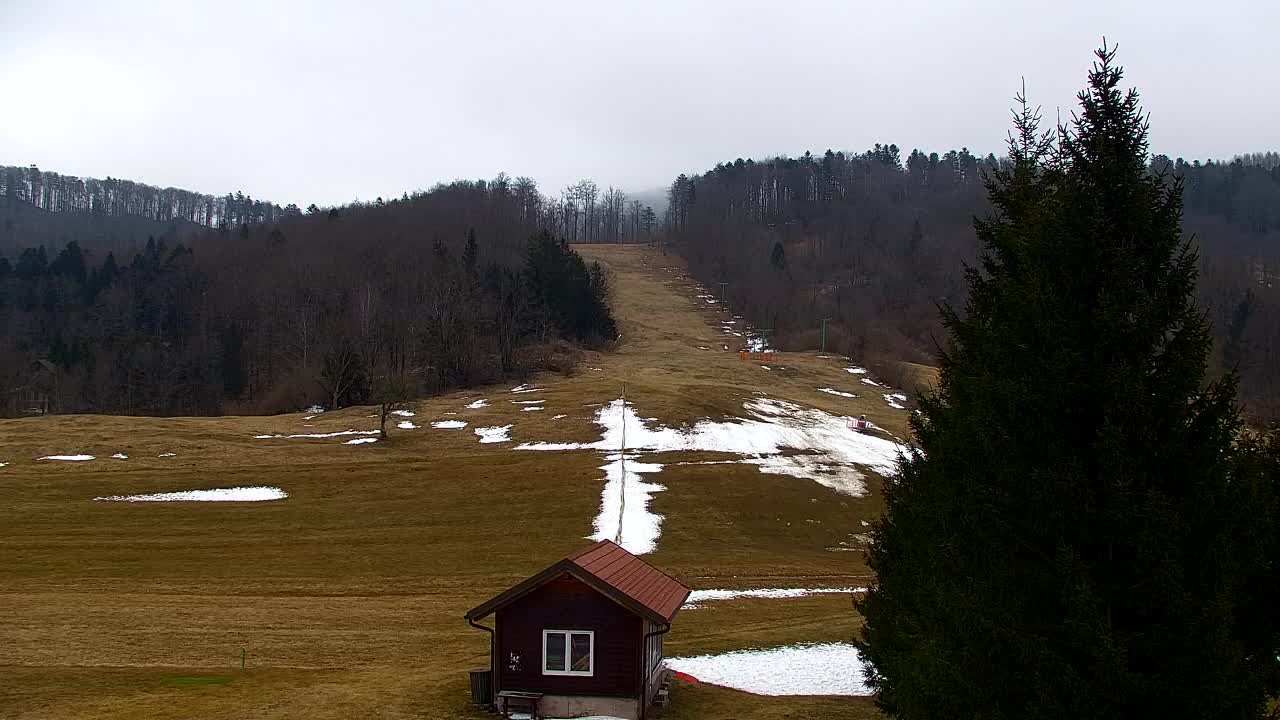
(95, 486, 287, 503)
(511, 397, 905, 554)
(465, 399, 489, 409)
(475, 425, 512, 443)
(590, 453, 666, 555)
(397, 421, 419, 429)
(254, 429, 379, 440)
(111, 453, 128, 460)
(846, 367, 868, 374)
(860, 378, 882, 387)
(518, 398, 902, 489)
(304, 404, 325, 414)
(884, 393, 908, 410)
(512, 399, 545, 405)
(522, 406, 544, 412)
(552, 414, 567, 420)
(511, 384, 544, 394)
(345, 437, 378, 445)
(431, 420, 467, 429)
(0, 462, 8, 468)
(684, 587, 865, 608)
(818, 388, 857, 398)
(158, 453, 176, 458)
(667, 643, 872, 696)
(38, 455, 95, 462)
(391, 409, 415, 417)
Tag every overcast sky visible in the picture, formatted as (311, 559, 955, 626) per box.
(2, 1, 1276, 208)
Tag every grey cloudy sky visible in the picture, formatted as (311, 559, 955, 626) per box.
(2, 0, 1276, 208)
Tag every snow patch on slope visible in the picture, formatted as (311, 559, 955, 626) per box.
(667, 643, 873, 696)
(95, 486, 287, 502)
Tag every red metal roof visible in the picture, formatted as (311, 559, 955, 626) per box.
(568, 540, 690, 622)
(465, 540, 690, 624)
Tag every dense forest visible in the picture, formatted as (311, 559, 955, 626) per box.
(0, 176, 623, 416)
(663, 148, 1280, 420)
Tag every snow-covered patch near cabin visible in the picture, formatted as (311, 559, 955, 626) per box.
(345, 437, 378, 445)
(111, 453, 128, 460)
(818, 388, 857, 398)
(846, 367, 868, 374)
(884, 393, 908, 410)
(465, 399, 489, 409)
(860, 378, 882, 387)
(397, 421, 419, 429)
(38, 455, 95, 462)
(391, 409, 415, 417)
(254, 429, 380, 440)
(511, 384, 543, 394)
(683, 586, 866, 608)
(667, 643, 872, 696)
(432, 420, 467, 429)
(95, 486, 287, 503)
(475, 425, 512, 444)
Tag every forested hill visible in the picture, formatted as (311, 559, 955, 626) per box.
(664, 147, 1280, 420)
(2, 164, 662, 254)
(1, 164, 293, 248)
(0, 178, 619, 417)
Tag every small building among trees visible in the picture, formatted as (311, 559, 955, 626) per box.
(6, 359, 58, 415)
(465, 540, 690, 720)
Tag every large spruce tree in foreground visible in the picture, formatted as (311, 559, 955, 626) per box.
(857, 44, 1280, 719)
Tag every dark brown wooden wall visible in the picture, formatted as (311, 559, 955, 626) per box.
(496, 574, 641, 697)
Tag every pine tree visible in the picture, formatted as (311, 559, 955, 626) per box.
(857, 44, 1280, 719)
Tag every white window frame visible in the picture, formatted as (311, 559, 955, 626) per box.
(542, 629, 595, 676)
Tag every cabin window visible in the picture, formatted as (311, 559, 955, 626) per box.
(542, 629, 594, 676)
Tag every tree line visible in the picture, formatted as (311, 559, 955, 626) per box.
(0, 177, 617, 416)
(1, 165, 659, 255)
(2, 164, 296, 231)
(662, 141, 1280, 421)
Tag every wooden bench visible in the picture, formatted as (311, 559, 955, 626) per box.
(497, 690, 543, 719)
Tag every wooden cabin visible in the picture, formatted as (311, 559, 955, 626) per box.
(6, 359, 57, 416)
(465, 540, 690, 720)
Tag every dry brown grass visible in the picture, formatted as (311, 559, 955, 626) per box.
(0, 245, 898, 719)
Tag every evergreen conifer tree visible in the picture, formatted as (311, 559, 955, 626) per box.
(857, 44, 1280, 719)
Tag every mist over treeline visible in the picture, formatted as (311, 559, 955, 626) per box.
(663, 146, 1280, 421)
